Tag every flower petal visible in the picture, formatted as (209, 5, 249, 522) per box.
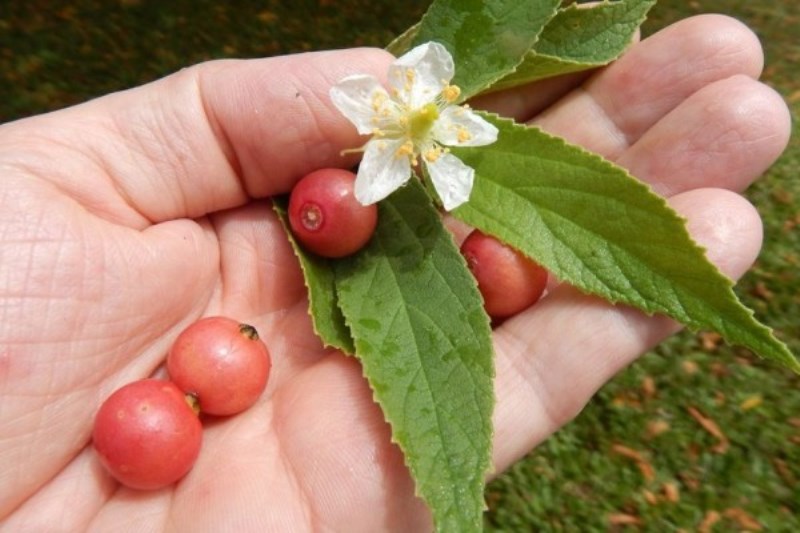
(433, 106, 499, 147)
(426, 153, 475, 211)
(330, 75, 392, 135)
(389, 42, 454, 109)
(355, 138, 413, 205)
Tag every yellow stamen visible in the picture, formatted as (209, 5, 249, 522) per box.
(424, 146, 443, 162)
(404, 68, 415, 92)
(395, 140, 415, 159)
(457, 127, 472, 143)
(442, 84, 461, 103)
(371, 92, 387, 111)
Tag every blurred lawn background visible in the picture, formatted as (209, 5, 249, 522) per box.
(1, 1, 797, 530)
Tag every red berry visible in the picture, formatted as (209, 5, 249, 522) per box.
(167, 317, 271, 416)
(92, 379, 202, 490)
(460, 230, 548, 320)
(288, 168, 378, 258)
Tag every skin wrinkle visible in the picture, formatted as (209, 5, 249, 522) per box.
(472, 70, 595, 123)
(168, 409, 263, 528)
(195, 62, 246, 185)
(11, 406, 104, 518)
(214, 223, 264, 312)
(268, 356, 427, 532)
(105, 112, 172, 224)
(206, 206, 309, 337)
(51, 453, 102, 531)
(693, 17, 763, 77)
(696, 79, 766, 143)
(204, 214, 232, 321)
(107, 92, 201, 224)
(147, 104, 197, 220)
(18, 394, 127, 515)
(491, 318, 559, 458)
(1, 132, 147, 230)
(491, 291, 673, 471)
(12, 462, 75, 531)
(265, 302, 326, 385)
(271, 384, 327, 533)
(66, 109, 165, 229)
(499, 294, 615, 429)
(210, 63, 292, 197)
(532, 85, 632, 159)
(170, 67, 251, 216)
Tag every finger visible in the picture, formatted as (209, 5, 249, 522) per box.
(0, 49, 393, 227)
(490, 188, 763, 471)
(617, 75, 791, 196)
(469, 70, 594, 122)
(531, 15, 765, 160)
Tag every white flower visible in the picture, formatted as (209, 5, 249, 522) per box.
(330, 42, 498, 211)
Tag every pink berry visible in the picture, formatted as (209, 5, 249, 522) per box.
(167, 317, 271, 416)
(92, 379, 202, 490)
(288, 168, 378, 258)
(460, 230, 548, 320)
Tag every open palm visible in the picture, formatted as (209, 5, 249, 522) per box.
(0, 16, 790, 531)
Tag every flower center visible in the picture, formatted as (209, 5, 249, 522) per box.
(408, 103, 439, 143)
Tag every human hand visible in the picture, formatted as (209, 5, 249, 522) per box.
(0, 14, 790, 531)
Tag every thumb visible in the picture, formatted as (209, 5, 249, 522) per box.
(4, 48, 393, 225)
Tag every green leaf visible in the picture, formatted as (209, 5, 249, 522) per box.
(272, 198, 355, 354)
(453, 115, 799, 373)
(489, 0, 657, 92)
(385, 21, 419, 56)
(334, 180, 494, 532)
(408, 0, 561, 99)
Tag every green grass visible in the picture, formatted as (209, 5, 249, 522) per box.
(2, 1, 798, 531)
(486, 2, 800, 530)
(0, 0, 428, 122)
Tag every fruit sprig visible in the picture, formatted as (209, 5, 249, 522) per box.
(273, 1, 798, 531)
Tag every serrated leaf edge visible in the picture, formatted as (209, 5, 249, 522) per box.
(271, 198, 355, 354)
(486, 0, 657, 92)
(456, 113, 799, 373)
(333, 187, 494, 531)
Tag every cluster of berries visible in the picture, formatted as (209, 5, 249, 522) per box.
(93, 317, 271, 490)
(288, 168, 548, 320)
